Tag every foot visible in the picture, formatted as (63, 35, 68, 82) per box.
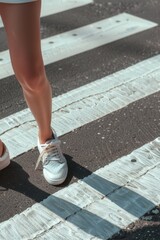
(36, 129, 68, 185)
(0, 143, 10, 171)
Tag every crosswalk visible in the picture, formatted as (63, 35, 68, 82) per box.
(0, 1, 159, 239)
(0, 0, 93, 28)
(0, 12, 157, 79)
(1, 54, 160, 159)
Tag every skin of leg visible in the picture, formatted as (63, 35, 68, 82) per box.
(0, 0, 53, 144)
(0, 140, 4, 157)
(0, 11, 3, 155)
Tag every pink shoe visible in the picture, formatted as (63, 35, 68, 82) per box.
(0, 144, 10, 171)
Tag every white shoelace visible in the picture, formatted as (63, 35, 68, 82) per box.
(35, 140, 61, 170)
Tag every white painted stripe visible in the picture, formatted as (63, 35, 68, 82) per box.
(0, 0, 93, 28)
(1, 137, 160, 239)
(1, 54, 160, 159)
(0, 13, 157, 79)
(41, 0, 93, 17)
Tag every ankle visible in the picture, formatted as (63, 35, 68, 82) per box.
(38, 128, 53, 144)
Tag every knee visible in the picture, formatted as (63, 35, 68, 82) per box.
(18, 69, 47, 92)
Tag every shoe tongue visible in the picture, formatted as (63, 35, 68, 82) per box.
(45, 138, 57, 145)
(45, 139, 52, 144)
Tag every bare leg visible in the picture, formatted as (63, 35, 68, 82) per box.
(0, 0, 53, 144)
(0, 140, 4, 157)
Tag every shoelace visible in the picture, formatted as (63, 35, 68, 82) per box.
(35, 140, 61, 170)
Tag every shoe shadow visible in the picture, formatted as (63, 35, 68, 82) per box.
(0, 153, 92, 201)
(60, 153, 93, 186)
(0, 161, 50, 201)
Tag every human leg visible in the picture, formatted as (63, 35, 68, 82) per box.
(0, 1, 68, 183)
(0, 9, 6, 159)
(0, 0, 52, 144)
(0, 140, 4, 157)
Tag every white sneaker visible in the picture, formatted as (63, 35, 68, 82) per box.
(36, 129, 68, 185)
(0, 144, 10, 171)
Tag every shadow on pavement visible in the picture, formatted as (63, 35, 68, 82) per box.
(0, 160, 50, 202)
(0, 154, 156, 239)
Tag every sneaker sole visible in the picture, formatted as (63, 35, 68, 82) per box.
(0, 157, 10, 171)
(43, 168, 68, 185)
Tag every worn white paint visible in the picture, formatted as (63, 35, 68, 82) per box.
(0, 137, 160, 239)
(0, 0, 93, 28)
(1, 54, 160, 159)
(0, 13, 157, 79)
(41, 0, 93, 17)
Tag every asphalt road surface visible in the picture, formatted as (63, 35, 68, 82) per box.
(0, 0, 160, 239)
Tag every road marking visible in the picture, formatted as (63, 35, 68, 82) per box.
(0, 137, 160, 239)
(0, 0, 93, 28)
(1, 54, 160, 159)
(0, 13, 157, 79)
(41, 0, 93, 17)
(0, 7, 159, 239)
